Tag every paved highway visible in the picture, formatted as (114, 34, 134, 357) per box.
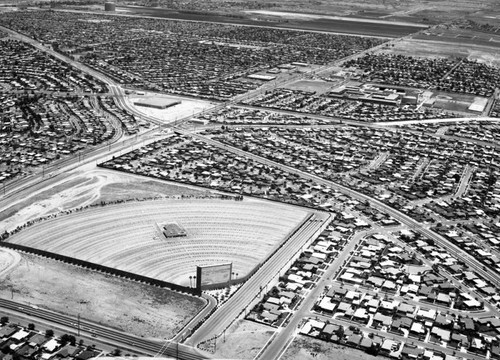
(257, 228, 376, 359)
(1, 18, 499, 360)
(187, 212, 332, 346)
(185, 134, 500, 303)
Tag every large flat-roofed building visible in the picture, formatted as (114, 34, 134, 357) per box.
(104, 2, 115, 11)
(134, 98, 181, 110)
(247, 74, 277, 81)
(161, 222, 187, 238)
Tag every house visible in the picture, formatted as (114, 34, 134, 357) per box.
(401, 344, 424, 360)
(410, 321, 427, 339)
(75, 350, 99, 360)
(337, 302, 352, 314)
(346, 333, 362, 347)
(430, 326, 451, 342)
(436, 293, 451, 306)
(391, 316, 412, 333)
(459, 317, 475, 332)
(320, 324, 340, 340)
(397, 303, 415, 316)
(434, 313, 453, 329)
(261, 310, 279, 323)
(449, 332, 469, 349)
(372, 313, 392, 328)
(490, 341, 500, 359)
(14, 344, 37, 359)
(55, 345, 80, 359)
(42, 339, 60, 353)
(469, 337, 487, 355)
(317, 297, 336, 313)
(11, 330, 30, 343)
(379, 339, 400, 356)
(416, 307, 436, 321)
(0, 327, 18, 339)
(353, 308, 369, 324)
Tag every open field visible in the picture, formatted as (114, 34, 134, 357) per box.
(0, 248, 20, 277)
(376, 38, 500, 65)
(283, 80, 336, 94)
(0, 253, 205, 339)
(209, 320, 275, 359)
(424, 91, 488, 114)
(116, 5, 426, 38)
(115, 0, 500, 26)
(281, 335, 378, 360)
(414, 28, 500, 49)
(1, 169, 209, 233)
(8, 199, 310, 286)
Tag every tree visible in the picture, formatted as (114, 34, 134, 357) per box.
(68, 335, 76, 346)
(0, 317, 8, 325)
(28, 323, 35, 330)
(112, 349, 122, 356)
(60, 334, 71, 345)
(45, 329, 54, 338)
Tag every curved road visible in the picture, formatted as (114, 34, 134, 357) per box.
(1, 17, 499, 360)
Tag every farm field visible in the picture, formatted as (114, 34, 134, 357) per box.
(7, 199, 310, 286)
(0, 253, 205, 339)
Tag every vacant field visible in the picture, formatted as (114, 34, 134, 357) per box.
(0, 253, 205, 339)
(282, 335, 378, 360)
(116, 5, 425, 38)
(0, 248, 20, 277)
(8, 199, 309, 286)
(424, 91, 487, 114)
(384, 37, 500, 66)
(210, 320, 275, 359)
(283, 80, 336, 94)
(1, 168, 209, 233)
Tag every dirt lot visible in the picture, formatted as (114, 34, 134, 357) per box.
(1, 168, 209, 233)
(0, 169, 218, 340)
(380, 37, 500, 66)
(281, 335, 378, 360)
(208, 320, 275, 359)
(131, 0, 497, 25)
(283, 80, 336, 95)
(0, 253, 205, 340)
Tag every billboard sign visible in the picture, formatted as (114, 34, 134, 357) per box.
(196, 263, 232, 289)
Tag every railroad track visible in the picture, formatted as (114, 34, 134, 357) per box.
(0, 299, 208, 360)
